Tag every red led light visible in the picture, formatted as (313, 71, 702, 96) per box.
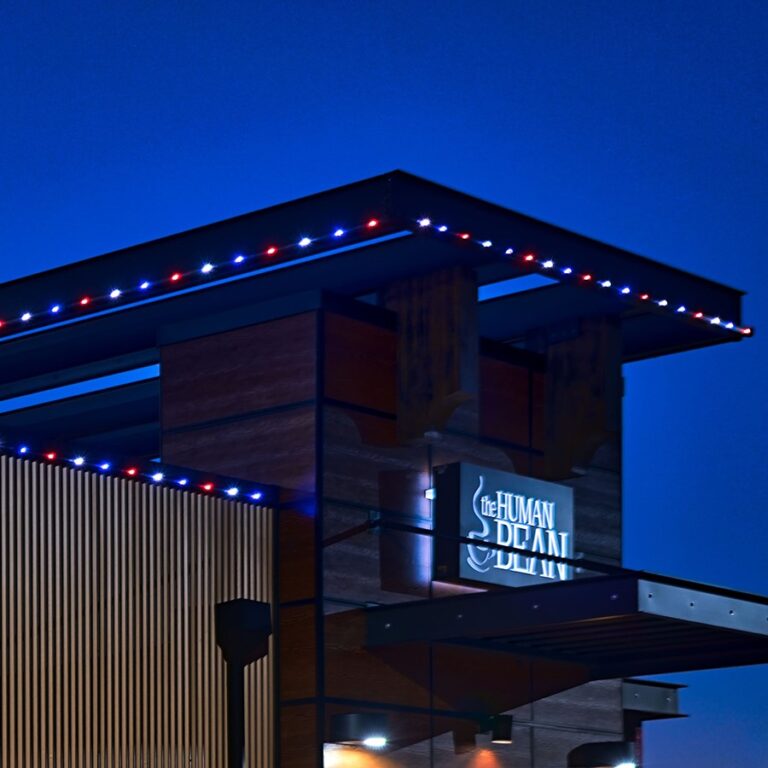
(640, 294, 650, 301)
(741, 327, 753, 336)
(582, 274, 592, 281)
(366, 219, 379, 228)
(45, 452, 57, 460)
(266, 247, 277, 256)
(126, 467, 138, 476)
(171, 272, 181, 282)
(80, 297, 90, 306)
(0, 320, 4, 328)
(523, 254, 535, 262)
(202, 482, 214, 492)
(694, 311, 704, 319)
(459, 233, 471, 240)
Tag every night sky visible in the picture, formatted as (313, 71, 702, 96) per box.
(1, 2, 766, 765)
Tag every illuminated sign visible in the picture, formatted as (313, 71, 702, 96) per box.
(433, 463, 574, 588)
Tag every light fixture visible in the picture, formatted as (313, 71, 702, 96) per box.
(21, 312, 32, 322)
(298, 237, 312, 247)
(201, 263, 214, 274)
(417, 217, 431, 227)
(333, 228, 345, 237)
(139, 281, 151, 290)
(330, 713, 389, 749)
(567, 740, 636, 768)
(490, 714, 513, 744)
(109, 289, 121, 299)
(233, 254, 246, 264)
(424, 487, 436, 501)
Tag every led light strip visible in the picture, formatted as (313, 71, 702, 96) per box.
(0, 441, 268, 503)
(414, 218, 754, 337)
(0, 217, 383, 334)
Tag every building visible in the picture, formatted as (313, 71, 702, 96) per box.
(0, 171, 764, 767)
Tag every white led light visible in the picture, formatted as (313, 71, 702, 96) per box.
(424, 487, 436, 501)
(299, 237, 312, 247)
(437, 225, 448, 232)
(615, 763, 636, 768)
(481, 240, 492, 248)
(417, 218, 431, 227)
(711, 316, 721, 325)
(542, 259, 554, 268)
(226, 487, 239, 497)
(233, 254, 245, 264)
(677, 305, 686, 313)
(109, 289, 121, 299)
(139, 281, 150, 290)
(151, 472, 164, 482)
(505, 248, 514, 255)
(19, 446, 29, 454)
(73, 456, 85, 466)
(51, 304, 61, 313)
(333, 228, 345, 237)
(21, 312, 32, 322)
(725, 322, 734, 329)
(362, 737, 387, 749)
(658, 299, 668, 307)
(600, 280, 612, 288)
(620, 286, 631, 295)
(201, 263, 214, 274)
(563, 267, 573, 275)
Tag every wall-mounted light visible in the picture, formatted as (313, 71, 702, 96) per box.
(330, 713, 389, 749)
(490, 714, 513, 744)
(567, 740, 636, 768)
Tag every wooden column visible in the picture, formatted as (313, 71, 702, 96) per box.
(382, 266, 479, 442)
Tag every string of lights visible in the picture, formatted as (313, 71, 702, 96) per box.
(0, 213, 752, 338)
(0, 441, 268, 503)
(414, 217, 754, 337)
(0, 217, 383, 335)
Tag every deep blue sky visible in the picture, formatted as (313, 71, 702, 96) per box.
(1, 2, 765, 765)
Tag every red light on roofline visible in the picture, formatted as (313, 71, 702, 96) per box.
(459, 233, 471, 240)
(202, 482, 214, 492)
(366, 219, 379, 228)
(170, 272, 181, 282)
(582, 274, 592, 281)
(523, 254, 535, 262)
(266, 246, 277, 256)
(80, 297, 90, 306)
(640, 294, 650, 301)
(742, 327, 753, 336)
(126, 467, 138, 476)
(694, 311, 704, 319)
(45, 452, 57, 460)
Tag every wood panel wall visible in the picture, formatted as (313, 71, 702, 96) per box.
(0, 455, 274, 767)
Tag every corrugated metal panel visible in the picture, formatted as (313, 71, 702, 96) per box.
(0, 455, 274, 766)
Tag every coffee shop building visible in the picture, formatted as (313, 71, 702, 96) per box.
(0, 171, 764, 767)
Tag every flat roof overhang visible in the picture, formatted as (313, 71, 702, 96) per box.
(0, 171, 749, 398)
(365, 574, 768, 679)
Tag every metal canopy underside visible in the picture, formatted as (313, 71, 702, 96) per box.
(0, 171, 747, 398)
(366, 574, 768, 679)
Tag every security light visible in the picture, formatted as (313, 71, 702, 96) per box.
(330, 713, 389, 749)
(567, 740, 636, 768)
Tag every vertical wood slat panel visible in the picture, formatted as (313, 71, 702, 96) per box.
(0, 455, 274, 766)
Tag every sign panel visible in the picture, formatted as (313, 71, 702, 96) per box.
(434, 463, 574, 588)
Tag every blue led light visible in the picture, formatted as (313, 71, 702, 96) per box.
(99, 462, 111, 471)
(298, 237, 312, 248)
(542, 260, 554, 269)
(19, 445, 29, 454)
(600, 280, 612, 288)
(50, 304, 61, 314)
(177, 478, 189, 486)
(417, 218, 431, 227)
(233, 254, 246, 264)
(139, 281, 151, 290)
(151, 472, 164, 482)
(562, 267, 573, 275)
(73, 456, 85, 466)
(250, 491, 263, 501)
(226, 486, 239, 497)
(437, 225, 448, 233)
(621, 287, 631, 295)
(201, 263, 214, 275)
(333, 228, 345, 237)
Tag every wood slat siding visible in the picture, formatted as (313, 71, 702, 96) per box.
(0, 455, 274, 767)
